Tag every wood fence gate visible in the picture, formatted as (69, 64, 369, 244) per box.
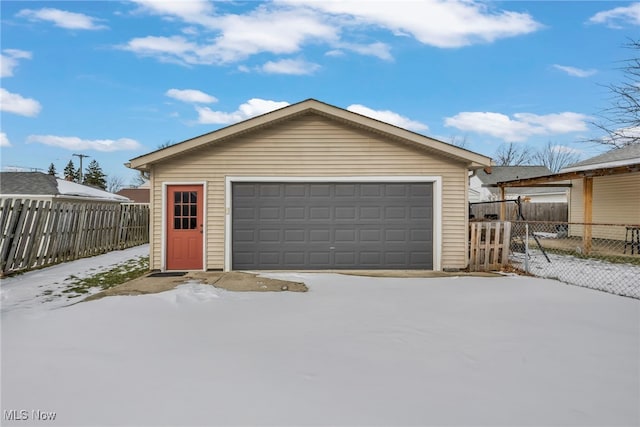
(0, 199, 149, 276)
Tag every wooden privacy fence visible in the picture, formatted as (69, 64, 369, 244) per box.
(0, 199, 149, 276)
(470, 202, 568, 223)
(469, 221, 512, 271)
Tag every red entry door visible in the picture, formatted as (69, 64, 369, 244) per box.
(166, 185, 203, 270)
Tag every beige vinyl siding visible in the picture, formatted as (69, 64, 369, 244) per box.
(150, 114, 469, 270)
(569, 172, 640, 240)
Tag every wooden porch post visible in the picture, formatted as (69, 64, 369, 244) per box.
(583, 177, 593, 254)
(499, 186, 506, 220)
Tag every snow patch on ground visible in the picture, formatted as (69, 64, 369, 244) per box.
(151, 280, 222, 304)
(0, 244, 149, 313)
(2, 270, 639, 426)
(513, 249, 640, 298)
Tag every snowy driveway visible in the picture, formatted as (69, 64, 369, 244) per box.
(2, 271, 639, 426)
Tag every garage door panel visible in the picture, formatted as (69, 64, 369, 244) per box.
(360, 229, 381, 242)
(283, 252, 305, 265)
(411, 206, 432, 219)
(335, 206, 356, 219)
(385, 184, 407, 197)
(310, 184, 331, 197)
(335, 184, 356, 197)
(309, 252, 331, 266)
(284, 184, 306, 197)
(310, 206, 330, 219)
(284, 229, 305, 242)
(259, 184, 281, 197)
(258, 229, 280, 242)
(232, 182, 433, 270)
(335, 251, 356, 265)
(309, 229, 331, 242)
(234, 207, 256, 220)
(335, 229, 356, 242)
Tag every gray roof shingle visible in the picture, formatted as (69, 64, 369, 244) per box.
(475, 166, 553, 186)
(563, 144, 640, 171)
(0, 172, 59, 195)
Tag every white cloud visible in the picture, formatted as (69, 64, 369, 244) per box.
(166, 89, 217, 104)
(600, 126, 640, 145)
(0, 132, 11, 147)
(121, 8, 336, 65)
(3, 49, 31, 60)
(338, 42, 393, 61)
(588, 3, 640, 28)
(130, 0, 215, 25)
(196, 98, 290, 125)
(347, 104, 429, 132)
(198, 8, 337, 64)
(261, 59, 320, 75)
(0, 88, 42, 117)
(553, 64, 597, 78)
(325, 49, 345, 57)
(444, 111, 589, 142)
(550, 145, 583, 155)
(120, 36, 199, 64)
(121, 1, 541, 68)
(278, 0, 542, 48)
(26, 135, 142, 152)
(1, 49, 32, 78)
(17, 8, 107, 30)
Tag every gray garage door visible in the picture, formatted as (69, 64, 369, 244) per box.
(232, 182, 433, 270)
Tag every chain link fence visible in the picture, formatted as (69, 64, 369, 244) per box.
(508, 221, 640, 299)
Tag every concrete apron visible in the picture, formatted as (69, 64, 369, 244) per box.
(84, 269, 502, 302)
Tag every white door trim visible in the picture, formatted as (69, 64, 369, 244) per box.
(162, 181, 207, 272)
(224, 176, 442, 272)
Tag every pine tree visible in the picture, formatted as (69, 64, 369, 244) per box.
(47, 163, 57, 176)
(83, 160, 107, 190)
(63, 160, 77, 182)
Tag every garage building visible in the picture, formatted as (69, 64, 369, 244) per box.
(127, 99, 491, 271)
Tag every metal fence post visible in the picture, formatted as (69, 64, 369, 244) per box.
(524, 223, 529, 273)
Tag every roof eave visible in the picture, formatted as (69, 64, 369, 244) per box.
(498, 163, 640, 187)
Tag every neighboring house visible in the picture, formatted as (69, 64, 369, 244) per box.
(127, 99, 491, 272)
(497, 144, 640, 241)
(470, 166, 569, 203)
(561, 144, 640, 239)
(0, 172, 130, 203)
(116, 180, 150, 203)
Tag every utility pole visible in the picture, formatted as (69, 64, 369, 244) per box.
(73, 153, 90, 183)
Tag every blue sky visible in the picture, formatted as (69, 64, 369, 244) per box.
(1, 1, 639, 186)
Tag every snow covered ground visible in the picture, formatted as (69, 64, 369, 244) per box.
(0, 244, 149, 313)
(512, 249, 640, 299)
(2, 264, 639, 425)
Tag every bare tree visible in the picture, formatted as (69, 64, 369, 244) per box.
(447, 134, 469, 149)
(107, 175, 126, 193)
(592, 39, 640, 148)
(532, 141, 581, 173)
(493, 142, 532, 166)
(130, 173, 147, 188)
(157, 140, 176, 150)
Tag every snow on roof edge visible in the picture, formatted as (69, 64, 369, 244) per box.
(56, 179, 130, 202)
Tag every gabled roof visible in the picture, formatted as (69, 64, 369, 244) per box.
(475, 166, 553, 186)
(561, 143, 640, 172)
(127, 99, 491, 171)
(0, 172, 130, 202)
